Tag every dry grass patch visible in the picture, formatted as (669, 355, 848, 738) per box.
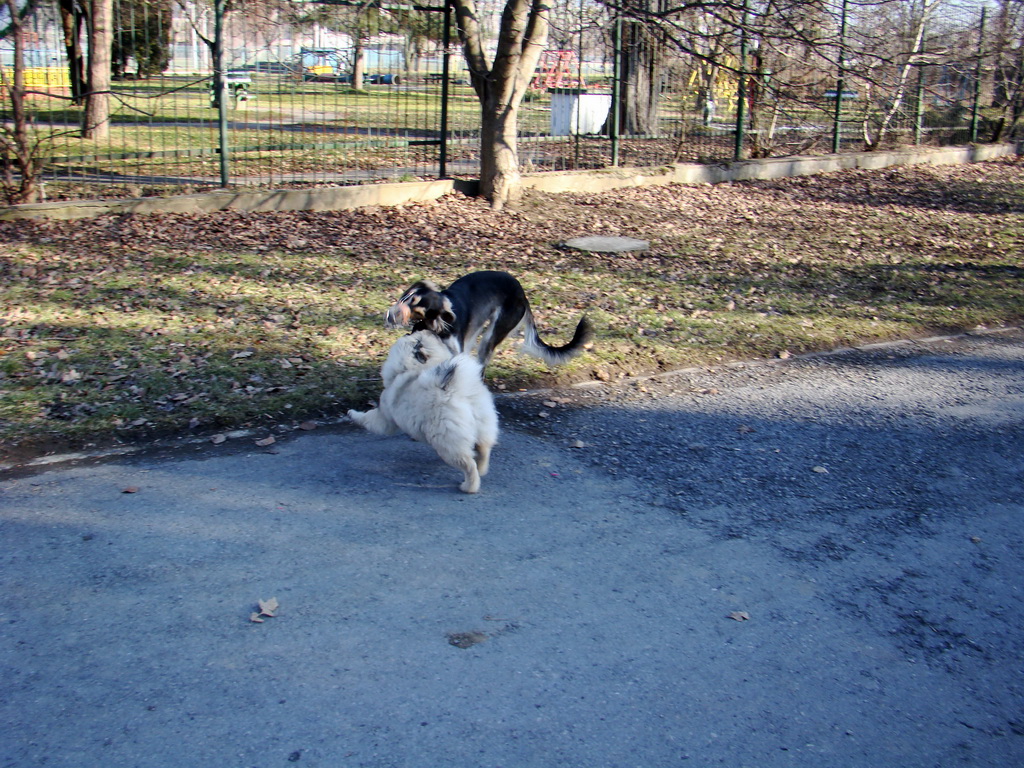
(2, 157, 1022, 461)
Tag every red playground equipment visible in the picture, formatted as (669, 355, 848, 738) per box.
(531, 50, 585, 90)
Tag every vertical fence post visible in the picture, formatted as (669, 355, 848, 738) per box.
(213, 0, 230, 187)
(573, 0, 584, 168)
(832, 0, 848, 154)
(439, 0, 451, 178)
(970, 6, 986, 143)
(611, 17, 621, 167)
(734, 0, 749, 161)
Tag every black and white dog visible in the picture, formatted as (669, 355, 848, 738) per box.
(384, 270, 592, 367)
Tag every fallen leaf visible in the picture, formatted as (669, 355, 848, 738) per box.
(298, 421, 317, 431)
(121, 486, 140, 494)
(728, 611, 750, 621)
(778, 350, 791, 359)
(258, 597, 279, 617)
(812, 466, 829, 474)
(210, 433, 227, 444)
(249, 613, 265, 623)
(255, 436, 276, 447)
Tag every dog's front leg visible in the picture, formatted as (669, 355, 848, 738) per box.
(456, 458, 481, 494)
(347, 407, 400, 436)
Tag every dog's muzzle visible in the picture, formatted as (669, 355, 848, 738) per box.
(385, 301, 411, 329)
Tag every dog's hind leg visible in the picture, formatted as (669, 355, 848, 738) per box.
(428, 431, 482, 493)
(476, 396, 499, 477)
(475, 441, 492, 477)
(459, 311, 492, 362)
(477, 304, 527, 367)
(347, 407, 400, 436)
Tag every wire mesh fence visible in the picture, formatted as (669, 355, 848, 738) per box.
(517, 0, 1015, 172)
(2, 0, 461, 198)
(1, 0, 1019, 204)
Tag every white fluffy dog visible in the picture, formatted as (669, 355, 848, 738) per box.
(347, 331, 498, 494)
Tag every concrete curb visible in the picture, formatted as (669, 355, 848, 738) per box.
(519, 143, 1020, 194)
(0, 178, 479, 222)
(0, 144, 1017, 221)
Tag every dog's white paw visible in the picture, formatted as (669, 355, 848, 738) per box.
(459, 474, 481, 494)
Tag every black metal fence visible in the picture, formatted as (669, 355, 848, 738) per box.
(0, 0, 1018, 203)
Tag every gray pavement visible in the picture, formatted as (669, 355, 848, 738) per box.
(2, 328, 1023, 768)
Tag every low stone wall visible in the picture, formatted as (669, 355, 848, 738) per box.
(0, 143, 1018, 221)
(520, 143, 1020, 194)
(0, 179, 477, 222)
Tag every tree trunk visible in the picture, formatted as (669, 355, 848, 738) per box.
(863, 0, 934, 151)
(353, 37, 366, 90)
(402, 36, 415, 78)
(479, 91, 522, 206)
(83, 0, 112, 140)
(58, 0, 86, 104)
(452, 0, 549, 210)
(698, 63, 719, 126)
(1, 0, 40, 204)
(620, 21, 663, 135)
(990, 3, 1024, 141)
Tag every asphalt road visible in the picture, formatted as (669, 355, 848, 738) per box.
(2, 328, 1023, 768)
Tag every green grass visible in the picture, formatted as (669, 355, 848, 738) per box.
(13, 76, 485, 184)
(1, 158, 1022, 460)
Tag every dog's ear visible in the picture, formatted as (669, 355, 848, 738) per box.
(401, 280, 442, 303)
(432, 296, 456, 333)
(413, 339, 430, 364)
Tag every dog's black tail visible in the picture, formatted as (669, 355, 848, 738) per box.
(521, 312, 593, 366)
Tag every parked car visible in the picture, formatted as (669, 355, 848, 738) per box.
(303, 70, 351, 83)
(302, 71, 402, 85)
